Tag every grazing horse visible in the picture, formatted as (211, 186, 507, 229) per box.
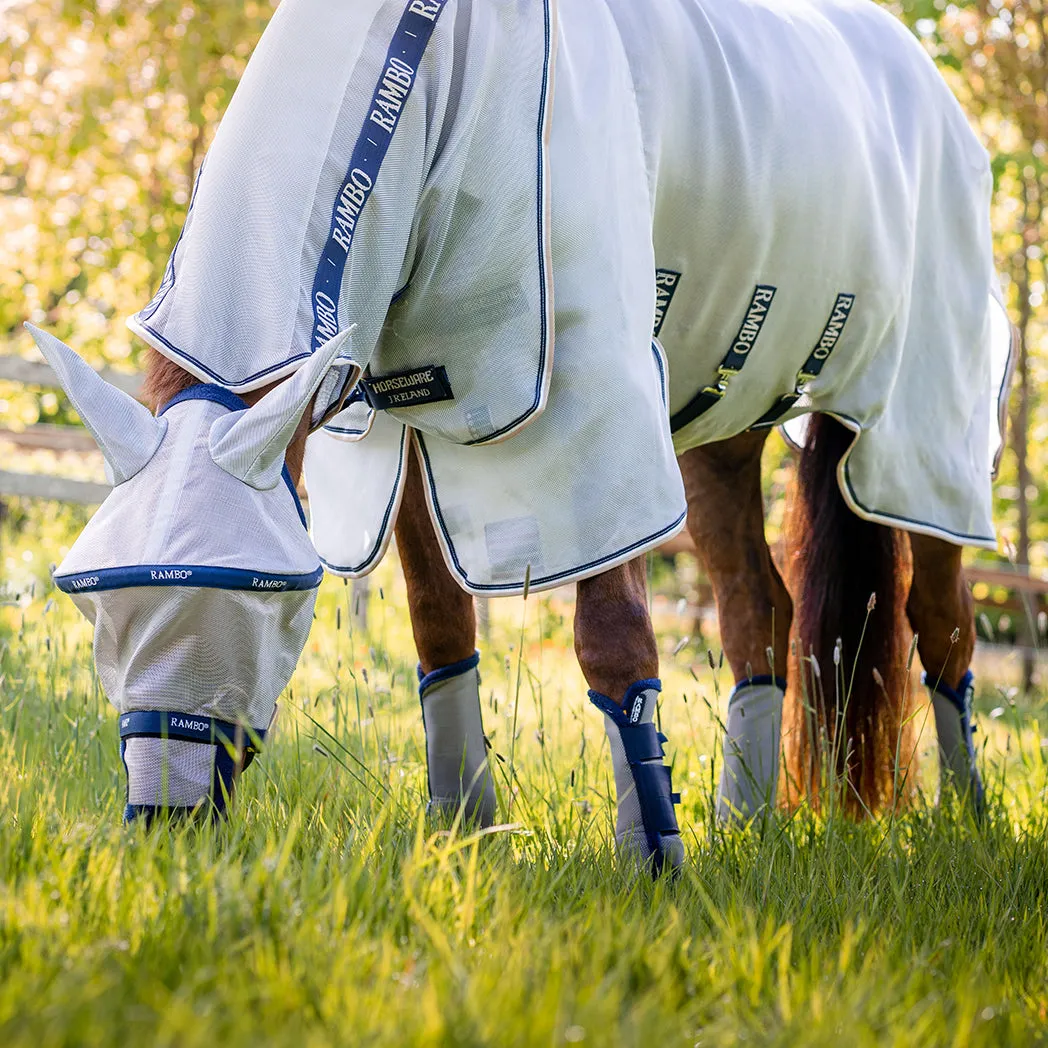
(34, 0, 1013, 873)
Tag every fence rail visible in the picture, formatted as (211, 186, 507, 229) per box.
(3, 347, 1046, 629)
(0, 351, 142, 396)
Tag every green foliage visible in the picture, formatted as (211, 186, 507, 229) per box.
(0, 0, 276, 426)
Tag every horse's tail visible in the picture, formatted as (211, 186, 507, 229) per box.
(782, 414, 914, 815)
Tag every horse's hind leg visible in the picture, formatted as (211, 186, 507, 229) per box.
(678, 431, 792, 822)
(394, 446, 495, 826)
(576, 559, 684, 873)
(906, 533, 984, 812)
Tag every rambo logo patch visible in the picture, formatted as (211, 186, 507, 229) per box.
(809, 293, 856, 367)
(729, 285, 777, 360)
(362, 365, 455, 410)
(653, 269, 681, 337)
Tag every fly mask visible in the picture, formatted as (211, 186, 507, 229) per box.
(26, 323, 357, 819)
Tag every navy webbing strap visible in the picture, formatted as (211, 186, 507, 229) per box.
(750, 292, 856, 431)
(119, 711, 267, 754)
(670, 285, 777, 433)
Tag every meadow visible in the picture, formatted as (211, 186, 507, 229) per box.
(1, 538, 1048, 1047)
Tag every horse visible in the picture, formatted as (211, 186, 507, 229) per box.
(31, 0, 1014, 875)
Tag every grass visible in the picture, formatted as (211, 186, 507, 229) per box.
(2, 554, 1048, 1046)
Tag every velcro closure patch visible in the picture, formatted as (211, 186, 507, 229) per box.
(362, 365, 455, 410)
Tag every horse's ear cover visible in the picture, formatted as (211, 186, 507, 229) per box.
(209, 326, 358, 490)
(24, 324, 167, 485)
(39, 330, 346, 821)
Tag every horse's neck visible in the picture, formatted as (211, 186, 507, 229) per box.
(140, 349, 200, 414)
(140, 348, 310, 482)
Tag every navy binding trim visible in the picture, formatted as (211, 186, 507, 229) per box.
(158, 383, 308, 528)
(120, 711, 263, 824)
(309, 0, 450, 353)
(55, 564, 323, 595)
(135, 323, 312, 389)
(159, 383, 247, 416)
(732, 675, 788, 697)
(212, 745, 238, 815)
(416, 431, 688, 594)
(418, 650, 481, 695)
(119, 710, 267, 751)
(136, 157, 206, 327)
(318, 425, 408, 575)
(923, 669, 975, 715)
(459, 0, 552, 446)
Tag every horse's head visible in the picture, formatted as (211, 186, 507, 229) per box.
(26, 323, 356, 818)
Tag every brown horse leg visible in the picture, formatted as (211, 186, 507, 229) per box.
(574, 557, 658, 699)
(678, 431, 792, 821)
(906, 533, 983, 810)
(395, 442, 493, 824)
(575, 559, 683, 871)
(395, 446, 477, 673)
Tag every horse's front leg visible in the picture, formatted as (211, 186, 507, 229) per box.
(906, 533, 984, 812)
(394, 445, 495, 826)
(575, 559, 684, 873)
(678, 431, 792, 823)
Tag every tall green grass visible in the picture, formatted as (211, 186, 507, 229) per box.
(1, 562, 1047, 1046)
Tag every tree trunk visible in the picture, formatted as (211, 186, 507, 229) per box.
(1013, 176, 1040, 692)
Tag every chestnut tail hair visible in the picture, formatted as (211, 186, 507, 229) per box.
(783, 414, 915, 815)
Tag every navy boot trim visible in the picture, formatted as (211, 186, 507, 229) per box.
(120, 711, 267, 824)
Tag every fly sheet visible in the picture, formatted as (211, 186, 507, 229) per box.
(133, 0, 1007, 597)
(131, 0, 687, 595)
(620, 0, 1010, 548)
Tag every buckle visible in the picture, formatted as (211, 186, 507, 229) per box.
(702, 365, 741, 400)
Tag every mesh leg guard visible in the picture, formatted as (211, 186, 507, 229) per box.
(716, 676, 785, 824)
(419, 653, 496, 827)
(590, 680, 684, 875)
(119, 711, 266, 825)
(927, 670, 985, 815)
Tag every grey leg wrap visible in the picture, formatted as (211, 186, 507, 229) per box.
(590, 680, 684, 875)
(419, 652, 496, 827)
(927, 670, 985, 815)
(716, 676, 785, 824)
(119, 711, 266, 824)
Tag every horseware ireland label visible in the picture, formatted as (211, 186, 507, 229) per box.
(362, 365, 455, 409)
(653, 269, 682, 337)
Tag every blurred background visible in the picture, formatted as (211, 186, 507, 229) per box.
(2, 0, 1048, 683)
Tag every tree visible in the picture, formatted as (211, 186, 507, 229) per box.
(0, 0, 275, 426)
